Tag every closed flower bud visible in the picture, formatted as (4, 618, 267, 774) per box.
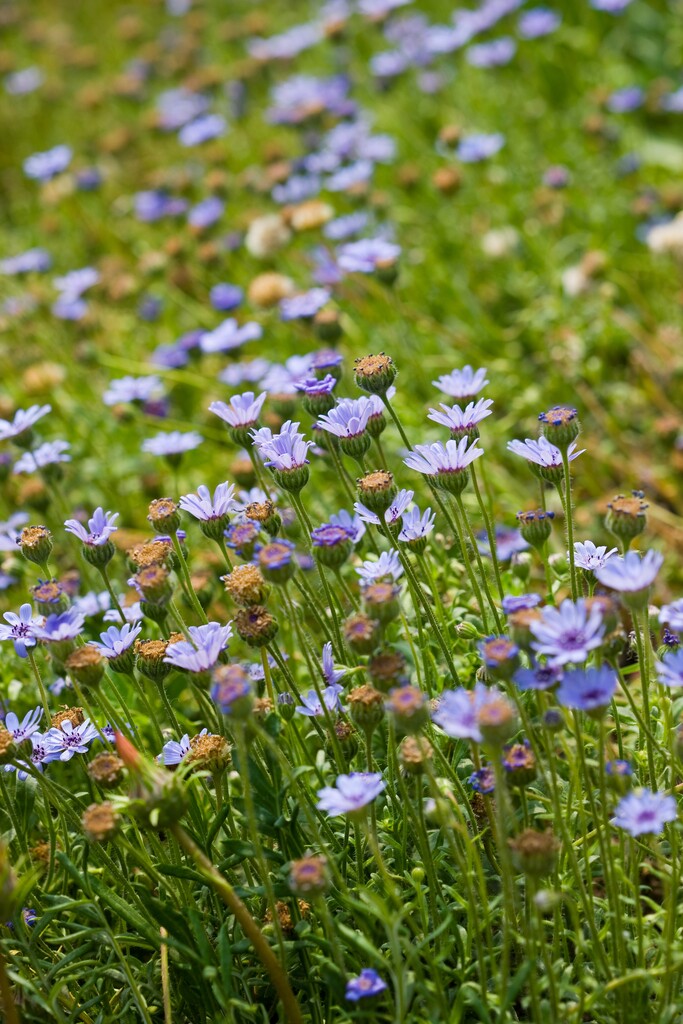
(19, 524, 53, 567)
(65, 645, 105, 689)
(327, 720, 359, 760)
(507, 608, 543, 647)
(508, 828, 560, 877)
(134, 565, 172, 605)
(477, 695, 518, 748)
(88, 751, 125, 789)
(354, 353, 397, 397)
(347, 684, 385, 734)
(605, 758, 634, 796)
(357, 471, 397, 515)
(479, 636, 520, 681)
(235, 606, 278, 647)
(606, 491, 648, 544)
(538, 405, 580, 449)
(135, 638, 172, 681)
(288, 855, 329, 898)
(258, 540, 297, 584)
(211, 664, 254, 719)
(277, 692, 296, 721)
(362, 582, 400, 624)
(30, 578, 69, 616)
(542, 708, 564, 732)
(456, 621, 483, 641)
(131, 771, 188, 830)
(311, 524, 353, 569)
(511, 552, 532, 582)
(82, 801, 120, 843)
(399, 735, 433, 775)
(387, 685, 429, 735)
(222, 563, 269, 607)
(344, 613, 380, 654)
(314, 308, 342, 342)
(148, 498, 180, 535)
(516, 509, 554, 549)
(502, 740, 537, 788)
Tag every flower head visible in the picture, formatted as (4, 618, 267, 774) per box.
(507, 437, 585, 475)
(0, 405, 51, 443)
(142, 431, 203, 457)
(356, 550, 403, 584)
(399, 506, 436, 544)
(355, 489, 413, 528)
(594, 550, 664, 594)
(93, 624, 143, 659)
(316, 772, 386, 815)
(611, 789, 677, 836)
(201, 321, 262, 355)
(404, 437, 483, 492)
(0, 604, 42, 657)
(163, 623, 232, 674)
(64, 508, 118, 546)
(322, 642, 345, 687)
(318, 398, 374, 439)
(656, 650, 683, 689)
(345, 969, 387, 1001)
(573, 541, 618, 571)
(179, 483, 237, 522)
(34, 608, 85, 643)
(43, 719, 99, 762)
(432, 366, 488, 398)
(296, 684, 345, 717)
(530, 599, 605, 667)
(556, 665, 618, 713)
(428, 399, 494, 436)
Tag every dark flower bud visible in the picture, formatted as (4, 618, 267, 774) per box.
(386, 685, 429, 735)
(211, 664, 254, 720)
(258, 540, 297, 584)
(82, 801, 120, 843)
(508, 828, 560, 877)
(134, 565, 172, 605)
(344, 613, 380, 654)
(88, 752, 125, 789)
(235, 606, 279, 647)
(605, 758, 634, 796)
(311, 524, 353, 569)
(368, 649, 408, 692)
(502, 740, 537, 788)
(479, 636, 521, 682)
(314, 308, 343, 343)
(277, 692, 296, 722)
(477, 695, 518, 748)
(288, 855, 329, 897)
(362, 582, 401, 624)
(399, 735, 433, 775)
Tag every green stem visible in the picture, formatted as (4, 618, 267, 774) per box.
(471, 464, 505, 601)
(27, 649, 51, 720)
(171, 532, 208, 624)
(560, 450, 579, 601)
(170, 824, 303, 1024)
